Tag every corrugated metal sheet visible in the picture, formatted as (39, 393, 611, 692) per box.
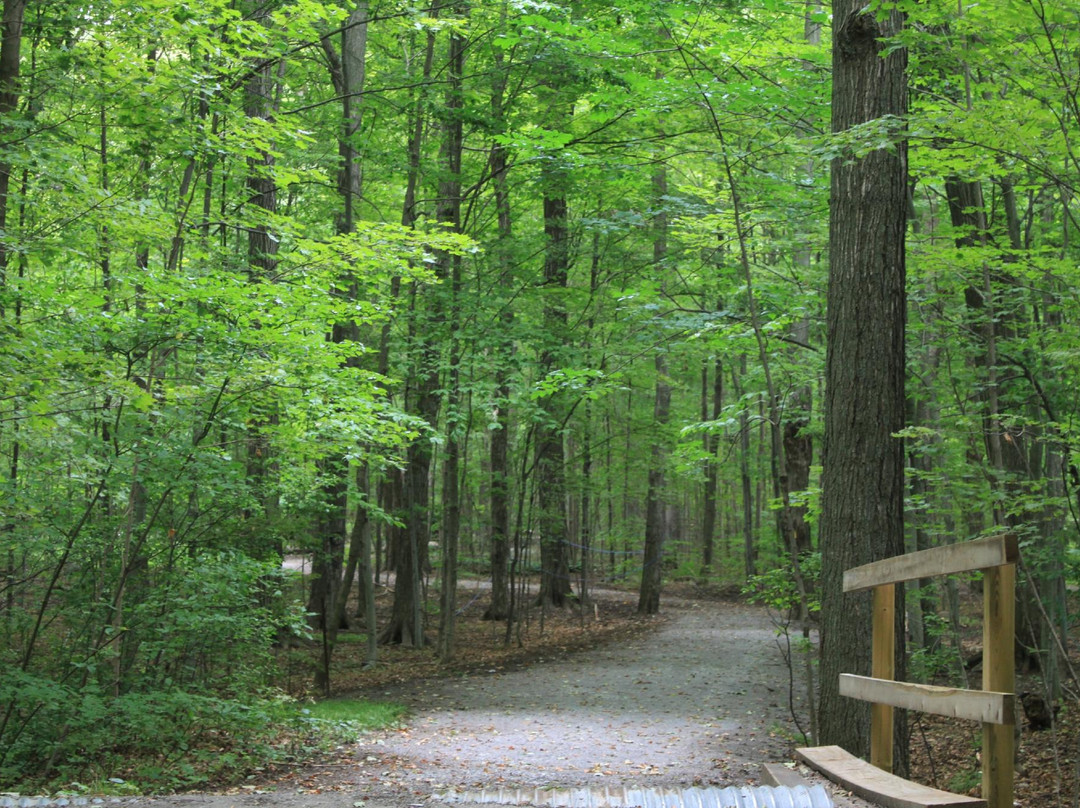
(0, 798, 116, 808)
(437, 784, 832, 808)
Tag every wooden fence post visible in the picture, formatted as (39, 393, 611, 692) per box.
(982, 563, 1014, 808)
(871, 582, 894, 773)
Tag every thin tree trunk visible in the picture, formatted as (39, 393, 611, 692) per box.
(639, 163, 671, 615)
(701, 355, 723, 572)
(1, 14, 29, 623)
(733, 358, 756, 578)
(379, 22, 437, 647)
(485, 366, 512, 620)
(310, 6, 369, 689)
(437, 9, 466, 662)
(580, 399, 593, 606)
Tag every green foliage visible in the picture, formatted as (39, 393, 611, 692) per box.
(0, 681, 287, 792)
(0, 679, 405, 792)
(743, 553, 821, 617)
(908, 610, 962, 685)
(1, 0, 1079, 789)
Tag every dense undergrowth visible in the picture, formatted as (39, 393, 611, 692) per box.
(0, 684, 404, 795)
(1, 552, 408, 795)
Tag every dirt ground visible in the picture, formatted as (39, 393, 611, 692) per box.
(136, 590, 871, 808)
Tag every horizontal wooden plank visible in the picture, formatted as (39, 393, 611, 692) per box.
(796, 745, 985, 808)
(840, 674, 1015, 725)
(844, 534, 1018, 592)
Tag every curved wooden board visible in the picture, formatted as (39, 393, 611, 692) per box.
(795, 746, 985, 808)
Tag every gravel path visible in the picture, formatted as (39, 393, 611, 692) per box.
(140, 596, 870, 808)
(364, 598, 797, 793)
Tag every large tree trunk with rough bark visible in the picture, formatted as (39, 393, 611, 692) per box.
(818, 0, 908, 770)
(0, 0, 25, 309)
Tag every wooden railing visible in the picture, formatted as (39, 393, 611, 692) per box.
(799, 534, 1018, 808)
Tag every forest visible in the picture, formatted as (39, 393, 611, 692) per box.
(1, 0, 1079, 796)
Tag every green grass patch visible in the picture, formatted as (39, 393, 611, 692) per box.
(301, 698, 407, 732)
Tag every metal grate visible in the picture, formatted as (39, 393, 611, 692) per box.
(0, 798, 120, 808)
(437, 784, 833, 808)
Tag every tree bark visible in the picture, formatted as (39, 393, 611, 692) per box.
(437, 9, 466, 662)
(482, 18, 513, 621)
(701, 355, 722, 571)
(638, 164, 671, 615)
(0, 0, 25, 312)
(310, 6, 369, 689)
(818, 0, 908, 770)
(379, 22, 437, 647)
(535, 190, 572, 609)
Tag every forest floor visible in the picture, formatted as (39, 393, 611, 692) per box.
(136, 582, 872, 808)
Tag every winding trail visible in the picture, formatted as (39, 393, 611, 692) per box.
(363, 597, 798, 794)
(145, 595, 869, 808)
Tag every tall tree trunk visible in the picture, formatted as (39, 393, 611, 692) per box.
(781, 3, 820, 564)
(437, 9, 466, 662)
(0, 0, 26, 625)
(379, 22, 437, 647)
(311, 4, 369, 691)
(576, 228, 608, 606)
(948, 174, 1050, 673)
(0, 2, 27, 631)
(700, 354, 723, 572)
(638, 164, 670, 615)
(482, 12, 513, 621)
(906, 339, 943, 665)
(580, 398, 593, 606)
(535, 185, 572, 609)
(242, 4, 283, 548)
(0, 0, 25, 314)
(485, 363, 512, 621)
(732, 358, 756, 578)
(818, 0, 908, 770)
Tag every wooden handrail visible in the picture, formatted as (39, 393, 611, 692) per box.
(839, 675, 1014, 724)
(843, 533, 1018, 592)
(802, 533, 1017, 808)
